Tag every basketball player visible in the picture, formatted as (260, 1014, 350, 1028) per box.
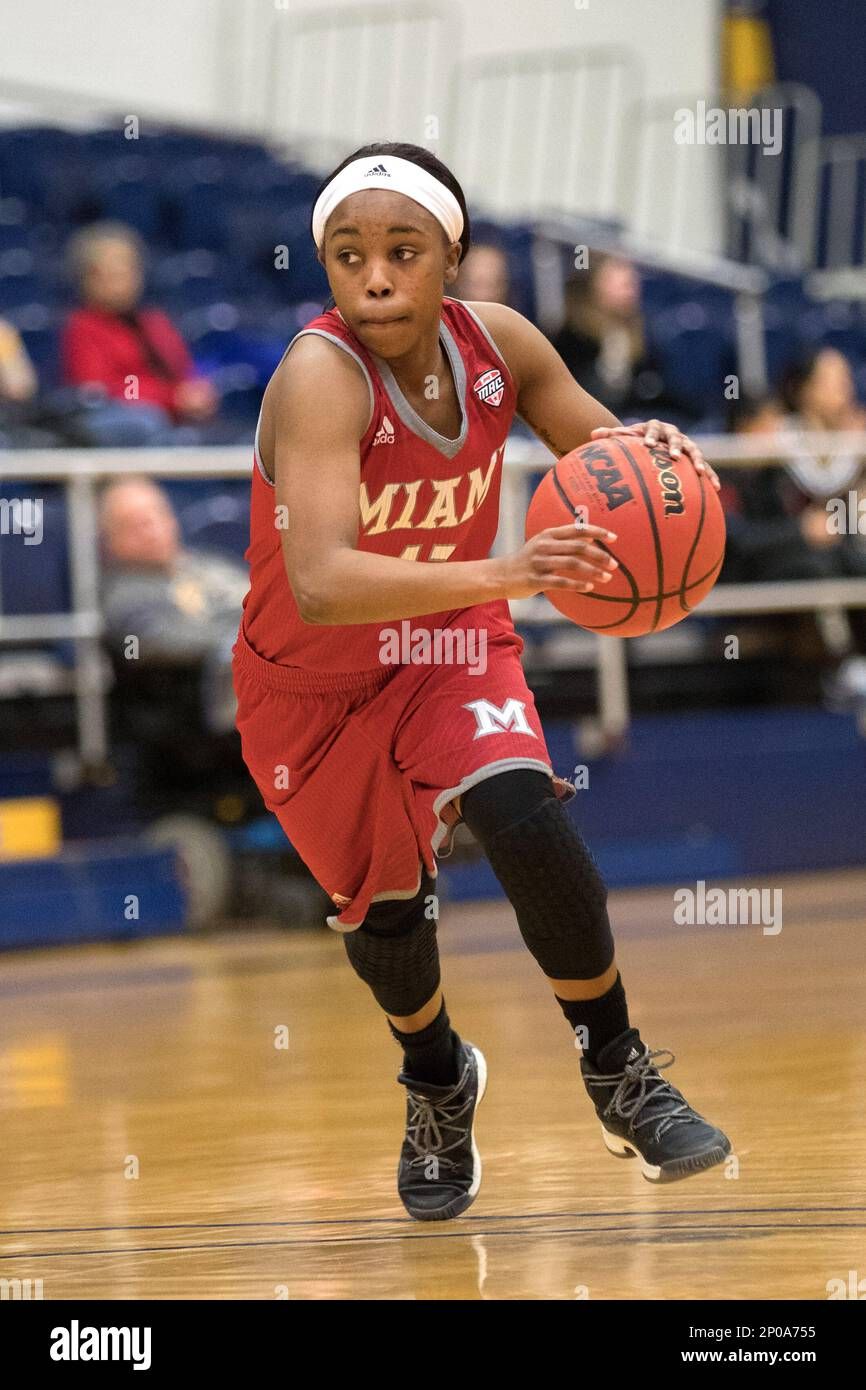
(232, 142, 731, 1221)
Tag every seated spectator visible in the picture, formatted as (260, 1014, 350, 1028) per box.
(62, 223, 219, 446)
(453, 241, 512, 306)
(722, 391, 866, 705)
(99, 476, 246, 732)
(723, 353, 866, 580)
(550, 252, 677, 422)
(0, 316, 98, 448)
(0, 317, 51, 448)
(0, 317, 37, 405)
(780, 346, 866, 492)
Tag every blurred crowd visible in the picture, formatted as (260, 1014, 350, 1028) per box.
(0, 221, 227, 450)
(720, 352, 866, 705)
(3, 220, 866, 728)
(456, 239, 866, 693)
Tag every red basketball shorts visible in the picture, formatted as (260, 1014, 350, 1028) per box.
(232, 607, 573, 930)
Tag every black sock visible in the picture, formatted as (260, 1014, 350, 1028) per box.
(555, 972, 630, 1065)
(388, 998, 462, 1086)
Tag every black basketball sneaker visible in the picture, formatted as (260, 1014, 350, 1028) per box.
(396, 1041, 487, 1220)
(580, 1028, 731, 1182)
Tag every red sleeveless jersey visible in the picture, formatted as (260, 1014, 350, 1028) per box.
(239, 295, 519, 673)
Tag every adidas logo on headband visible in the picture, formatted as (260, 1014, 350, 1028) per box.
(312, 154, 464, 249)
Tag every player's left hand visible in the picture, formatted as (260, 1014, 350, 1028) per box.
(590, 420, 721, 491)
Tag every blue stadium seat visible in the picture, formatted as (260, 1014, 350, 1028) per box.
(763, 302, 808, 388)
(0, 487, 70, 616)
(166, 158, 234, 250)
(178, 484, 250, 561)
(0, 244, 42, 310)
(651, 301, 736, 412)
(96, 156, 164, 240)
(17, 306, 63, 387)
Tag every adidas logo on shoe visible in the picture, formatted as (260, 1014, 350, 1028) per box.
(373, 414, 396, 445)
(581, 1028, 732, 1183)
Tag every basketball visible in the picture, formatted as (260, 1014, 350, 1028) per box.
(525, 437, 727, 637)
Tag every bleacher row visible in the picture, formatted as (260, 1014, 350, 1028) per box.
(1, 124, 866, 430)
(0, 477, 248, 617)
(3, 126, 866, 942)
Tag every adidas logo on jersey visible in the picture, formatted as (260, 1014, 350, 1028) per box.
(473, 367, 505, 408)
(373, 413, 396, 445)
(365, 163, 391, 178)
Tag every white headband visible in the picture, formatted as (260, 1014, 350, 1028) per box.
(311, 154, 464, 251)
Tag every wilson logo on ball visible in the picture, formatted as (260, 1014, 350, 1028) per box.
(649, 447, 685, 516)
(473, 368, 504, 408)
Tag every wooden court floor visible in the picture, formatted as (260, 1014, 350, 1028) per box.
(1, 869, 864, 1301)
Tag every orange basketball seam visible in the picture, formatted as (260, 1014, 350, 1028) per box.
(612, 438, 666, 632)
(680, 465, 709, 614)
(550, 551, 725, 606)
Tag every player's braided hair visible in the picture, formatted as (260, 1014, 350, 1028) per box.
(313, 141, 471, 312)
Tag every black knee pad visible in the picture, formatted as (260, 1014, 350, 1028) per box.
(461, 768, 554, 836)
(461, 773, 614, 980)
(343, 871, 440, 1016)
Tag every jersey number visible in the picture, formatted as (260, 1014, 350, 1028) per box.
(399, 544, 456, 562)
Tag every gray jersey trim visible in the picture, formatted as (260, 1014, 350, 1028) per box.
(252, 328, 376, 487)
(324, 756, 556, 931)
(431, 758, 555, 857)
(369, 317, 468, 460)
(458, 300, 512, 377)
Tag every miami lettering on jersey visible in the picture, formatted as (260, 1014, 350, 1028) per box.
(241, 296, 520, 671)
(359, 443, 505, 536)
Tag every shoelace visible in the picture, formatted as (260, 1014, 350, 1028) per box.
(585, 1046, 696, 1139)
(403, 1067, 474, 1171)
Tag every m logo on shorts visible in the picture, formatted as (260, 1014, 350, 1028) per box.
(463, 697, 537, 740)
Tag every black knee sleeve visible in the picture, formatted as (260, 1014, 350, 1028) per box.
(343, 871, 440, 1016)
(461, 771, 614, 980)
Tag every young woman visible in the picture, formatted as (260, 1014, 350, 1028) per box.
(232, 142, 730, 1222)
(550, 251, 674, 422)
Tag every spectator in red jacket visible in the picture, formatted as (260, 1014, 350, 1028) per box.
(62, 223, 219, 445)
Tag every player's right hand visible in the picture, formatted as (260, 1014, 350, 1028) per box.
(502, 522, 619, 600)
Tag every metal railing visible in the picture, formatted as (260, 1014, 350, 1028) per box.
(445, 45, 639, 224)
(530, 216, 771, 397)
(805, 131, 866, 272)
(0, 449, 249, 766)
(262, 1, 454, 172)
(624, 83, 823, 271)
(3, 434, 866, 764)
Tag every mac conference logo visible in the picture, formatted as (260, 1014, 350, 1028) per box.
(473, 368, 504, 408)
